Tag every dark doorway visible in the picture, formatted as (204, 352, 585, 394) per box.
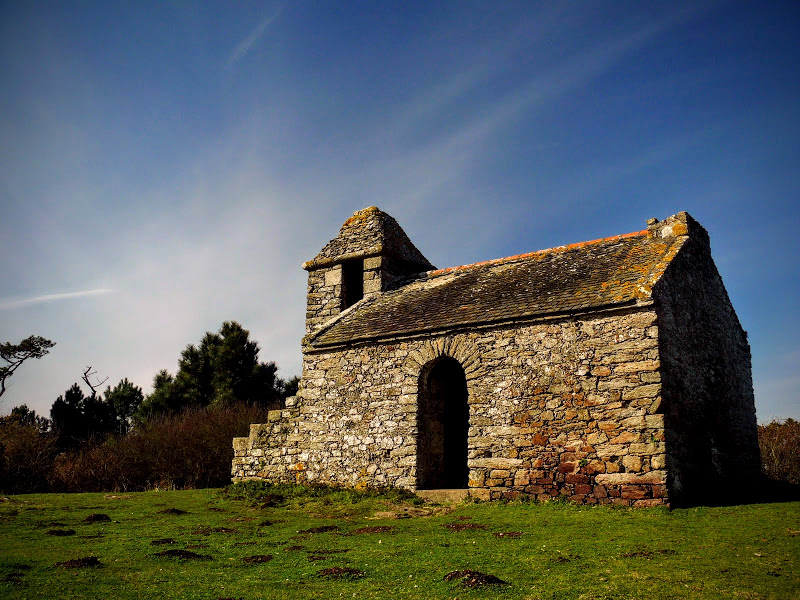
(417, 357, 469, 489)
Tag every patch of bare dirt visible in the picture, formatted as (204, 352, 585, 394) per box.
(83, 513, 111, 523)
(316, 566, 365, 580)
(55, 557, 102, 568)
(242, 555, 273, 564)
(350, 525, 396, 535)
(158, 508, 188, 515)
(550, 552, 581, 564)
(185, 544, 209, 549)
(284, 545, 305, 551)
(2, 565, 30, 586)
(150, 538, 177, 545)
(259, 520, 273, 527)
(3, 572, 25, 585)
(494, 531, 523, 538)
(46, 529, 75, 536)
(444, 569, 507, 588)
(152, 549, 212, 560)
(258, 493, 285, 508)
(207, 507, 225, 512)
(234, 541, 257, 547)
(298, 525, 339, 534)
(443, 522, 487, 532)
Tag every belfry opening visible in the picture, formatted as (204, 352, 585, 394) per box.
(416, 357, 469, 489)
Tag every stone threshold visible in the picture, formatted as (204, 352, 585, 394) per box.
(415, 489, 470, 504)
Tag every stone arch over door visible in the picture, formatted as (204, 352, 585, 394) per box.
(401, 336, 484, 490)
(416, 356, 469, 489)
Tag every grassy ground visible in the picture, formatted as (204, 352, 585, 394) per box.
(1, 484, 798, 599)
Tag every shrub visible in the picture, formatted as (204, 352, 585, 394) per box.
(758, 418, 800, 485)
(0, 419, 58, 493)
(49, 403, 270, 492)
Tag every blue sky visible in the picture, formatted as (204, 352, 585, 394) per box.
(1, 1, 798, 422)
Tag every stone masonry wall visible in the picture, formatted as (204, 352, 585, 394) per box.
(304, 266, 342, 334)
(233, 307, 669, 506)
(653, 222, 760, 504)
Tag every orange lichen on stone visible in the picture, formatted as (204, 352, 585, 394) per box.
(342, 206, 381, 227)
(663, 221, 688, 237)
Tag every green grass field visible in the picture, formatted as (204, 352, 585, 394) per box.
(1, 484, 798, 599)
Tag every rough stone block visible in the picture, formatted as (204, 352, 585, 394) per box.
(232, 437, 250, 453)
(633, 498, 666, 507)
(595, 470, 667, 485)
(609, 431, 642, 445)
(471, 457, 523, 469)
(622, 384, 661, 400)
(468, 488, 491, 501)
(615, 360, 660, 374)
(324, 267, 342, 285)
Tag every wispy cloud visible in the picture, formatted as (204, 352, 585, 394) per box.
(0, 288, 113, 310)
(226, 6, 283, 69)
(348, 8, 694, 215)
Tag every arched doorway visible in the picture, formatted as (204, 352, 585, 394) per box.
(417, 357, 469, 489)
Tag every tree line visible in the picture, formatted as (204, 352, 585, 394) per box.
(0, 321, 298, 493)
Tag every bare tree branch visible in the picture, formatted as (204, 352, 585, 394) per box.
(82, 365, 109, 398)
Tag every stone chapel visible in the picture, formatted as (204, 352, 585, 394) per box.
(232, 207, 760, 506)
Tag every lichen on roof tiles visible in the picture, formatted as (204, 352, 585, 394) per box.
(307, 228, 683, 348)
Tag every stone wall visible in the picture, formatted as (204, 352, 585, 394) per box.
(304, 255, 431, 334)
(233, 307, 670, 506)
(304, 266, 342, 334)
(653, 217, 760, 504)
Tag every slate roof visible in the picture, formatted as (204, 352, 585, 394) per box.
(307, 228, 684, 349)
(303, 207, 434, 272)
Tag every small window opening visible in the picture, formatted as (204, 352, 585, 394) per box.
(341, 259, 364, 309)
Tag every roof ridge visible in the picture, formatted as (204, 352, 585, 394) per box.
(427, 229, 649, 277)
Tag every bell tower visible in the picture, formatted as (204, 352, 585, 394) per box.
(302, 207, 435, 334)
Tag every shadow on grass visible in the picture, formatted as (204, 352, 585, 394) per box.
(675, 476, 800, 508)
